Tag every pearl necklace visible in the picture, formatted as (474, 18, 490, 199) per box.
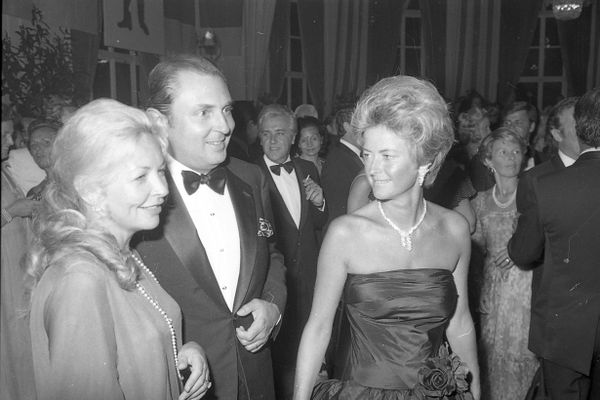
(377, 199, 427, 251)
(130, 253, 182, 381)
(492, 184, 516, 209)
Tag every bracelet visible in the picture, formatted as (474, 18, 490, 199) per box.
(1, 208, 13, 224)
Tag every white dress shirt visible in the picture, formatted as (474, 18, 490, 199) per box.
(264, 155, 302, 228)
(168, 156, 240, 311)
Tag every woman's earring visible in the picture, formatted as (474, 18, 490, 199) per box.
(417, 164, 431, 187)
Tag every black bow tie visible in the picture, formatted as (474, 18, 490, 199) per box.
(182, 168, 227, 195)
(269, 161, 294, 175)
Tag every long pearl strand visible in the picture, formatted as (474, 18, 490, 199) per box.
(130, 253, 182, 380)
(378, 199, 427, 252)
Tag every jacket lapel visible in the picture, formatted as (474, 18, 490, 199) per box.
(226, 169, 258, 312)
(163, 171, 229, 309)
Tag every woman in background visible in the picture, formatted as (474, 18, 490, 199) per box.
(470, 128, 538, 400)
(295, 116, 327, 176)
(1, 103, 38, 400)
(26, 99, 211, 400)
(294, 76, 479, 400)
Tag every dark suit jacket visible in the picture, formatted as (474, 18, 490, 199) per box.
(321, 141, 363, 226)
(508, 151, 600, 374)
(510, 154, 565, 354)
(256, 157, 327, 367)
(133, 157, 286, 400)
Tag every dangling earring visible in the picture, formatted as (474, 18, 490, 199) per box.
(417, 163, 431, 187)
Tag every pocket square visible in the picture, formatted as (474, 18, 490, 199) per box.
(257, 217, 274, 238)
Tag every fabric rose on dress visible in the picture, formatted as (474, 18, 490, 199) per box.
(415, 343, 473, 399)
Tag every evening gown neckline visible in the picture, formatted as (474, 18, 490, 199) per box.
(313, 266, 472, 399)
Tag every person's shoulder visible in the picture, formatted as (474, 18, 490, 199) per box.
(48, 252, 110, 282)
(225, 156, 265, 182)
(428, 201, 470, 238)
(327, 207, 373, 237)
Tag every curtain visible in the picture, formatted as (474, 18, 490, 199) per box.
(318, 0, 369, 117)
(557, 2, 597, 95)
(589, 0, 600, 89)
(441, 0, 501, 102)
(366, 0, 407, 87)
(242, 0, 276, 101)
(267, 0, 290, 104)
(497, 0, 545, 106)
(420, 0, 447, 94)
(297, 0, 325, 115)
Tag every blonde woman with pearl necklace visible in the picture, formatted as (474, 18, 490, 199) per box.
(471, 127, 538, 400)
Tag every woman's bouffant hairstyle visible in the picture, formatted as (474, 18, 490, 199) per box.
(25, 98, 167, 292)
(478, 127, 527, 162)
(146, 54, 226, 117)
(351, 76, 454, 187)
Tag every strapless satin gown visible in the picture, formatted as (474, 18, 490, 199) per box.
(312, 268, 473, 400)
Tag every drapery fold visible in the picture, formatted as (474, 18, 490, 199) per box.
(243, 0, 276, 101)
(420, 0, 447, 94)
(319, 0, 369, 116)
(268, 0, 290, 104)
(366, 0, 407, 87)
(297, 0, 325, 115)
(442, 0, 501, 101)
(557, 2, 596, 96)
(497, 0, 545, 105)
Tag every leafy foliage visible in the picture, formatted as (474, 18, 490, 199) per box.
(2, 6, 74, 118)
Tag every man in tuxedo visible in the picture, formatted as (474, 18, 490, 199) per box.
(510, 97, 580, 351)
(321, 106, 362, 226)
(135, 55, 286, 400)
(255, 104, 327, 399)
(508, 88, 600, 399)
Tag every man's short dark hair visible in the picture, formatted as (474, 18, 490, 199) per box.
(574, 88, 600, 148)
(547, 97, 578, 136)
(146, 54, 226, 116)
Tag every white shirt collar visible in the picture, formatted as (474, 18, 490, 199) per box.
(579, 147, 600, 156)
(340, 138, 362, 159)
(558, 149, 577, 167)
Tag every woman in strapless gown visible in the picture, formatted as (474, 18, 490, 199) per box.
(293, 76, 480, 400)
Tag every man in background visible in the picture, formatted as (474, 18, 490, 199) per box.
(508, 88, 600, 400)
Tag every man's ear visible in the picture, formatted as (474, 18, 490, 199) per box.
(529, 121, 536, 134)
(549, 127, 563, 143)
(342, 121, 352, 136)
(146, 108, 169, 135)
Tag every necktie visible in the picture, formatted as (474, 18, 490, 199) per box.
(181, 168, 227, 195)
(269, 161, 294, 176)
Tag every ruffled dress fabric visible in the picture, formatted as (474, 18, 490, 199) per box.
(313, 269, 472, 400)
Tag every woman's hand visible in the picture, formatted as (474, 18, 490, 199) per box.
(177, 342, 211, 400)
(493, 248, 515, 272)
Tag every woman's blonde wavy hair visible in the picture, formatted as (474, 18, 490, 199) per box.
(25, 98, 167, 292)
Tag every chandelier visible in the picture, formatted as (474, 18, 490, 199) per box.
(552, 0, 584, 20)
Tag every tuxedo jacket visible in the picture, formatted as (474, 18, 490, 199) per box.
(133, 157, 286, 400)
(256, 157, 328, 367)
(509, 154, 565, 354)
(321, 141, 363, 226)
(508, 151, 600, 374)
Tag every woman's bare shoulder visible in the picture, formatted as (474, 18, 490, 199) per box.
(427, 201, 470, 238)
